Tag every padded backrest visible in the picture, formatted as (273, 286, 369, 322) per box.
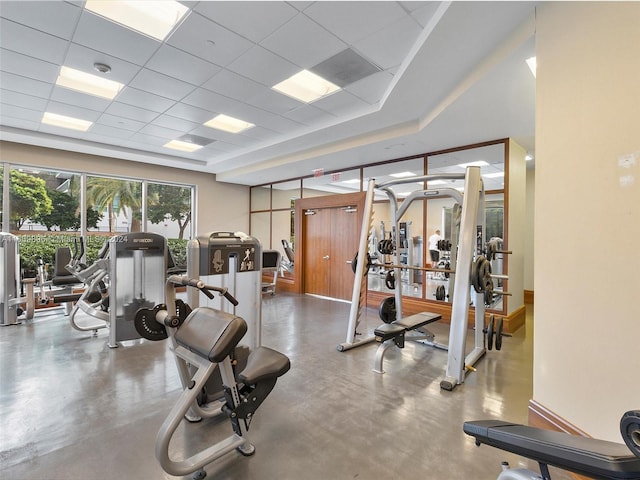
(54, 247, 73, 276)
(174, 307, 247, 363)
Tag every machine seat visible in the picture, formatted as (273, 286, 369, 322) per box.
(374, 312, 442, 343)
(174, 308, 247, 363)
(238, 346, 291, 384)
(463, 420, 640, 480)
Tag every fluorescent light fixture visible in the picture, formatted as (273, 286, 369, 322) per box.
(42, 112, 92, 131)
(84, 0, 189, 41)
(483, 172, 505, 179)
(389, 171, 416, 178)
(56, 66, 124, 99)
(341, 179, 361, 184)
(457, 160, 489, 168)
(525, 154, 534, 161)
(427, 180, 447, 186)
(204, 114, 254, 133)
(526, 56, 537, 78)
(272, 69, 340, 103)
(164, 140, 203, 152)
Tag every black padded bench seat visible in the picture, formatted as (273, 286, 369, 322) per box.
(463, 420, 640, 480)
(374, 312, 442, 343)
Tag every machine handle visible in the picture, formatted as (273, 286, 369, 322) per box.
(166, 275, 239, 306)
(323, 255, 330, 260)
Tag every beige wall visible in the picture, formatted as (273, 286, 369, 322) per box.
(1, 141, 249, 235)
(524, 166, 535, 291)
(535, 2, 640, 440)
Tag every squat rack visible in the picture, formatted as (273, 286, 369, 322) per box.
(339, 166, 488, 390)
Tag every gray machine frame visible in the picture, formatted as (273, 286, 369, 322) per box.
(341, 167, 489, 390)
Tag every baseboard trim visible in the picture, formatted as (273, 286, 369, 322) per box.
(504, 304, 526, 334)
(524, 289, 534, 304)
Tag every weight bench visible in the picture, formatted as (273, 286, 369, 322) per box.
(463, 415, 640, 480)
(373, 312, 442, 373)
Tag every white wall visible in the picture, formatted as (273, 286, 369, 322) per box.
(535, 2, 640, 440)
(1, 141, 249, 236)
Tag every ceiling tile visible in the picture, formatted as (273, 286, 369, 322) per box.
(181, 88, 239, 116)
(0, 116, 40, 130)
(313, 90, 371, 117)
(50, 86, 111, 112)
(116, 87, 175, 114)
(260, 14, 346, 69)
(355, 16, 422, 70)
(138, 123, 183, 140)
(194, 1, 298, 43)
(145, 44, 221, 86)
(0, 1, 81, 39)
(129, 69, 196, 101)
(82, 132, 126, 145)
(344, 70, 394, 104)
(46, 101, 102, 122)
(0, 18, 70, 64)
(38, 123, 87, 138)
(0, 71, 53, 99)
(64, 43, 142, 85)
(249, 88, 302, 115)
(239, 125, 279, 141)
(87, 123, 135, 140)
(0, 48, 59, 83)
(164, 102, 214, 124)
(0, 89, 48, 111)
(96, 113, 146, 132)
(202, 69, 267, 102)
(409, 2, 444, 28)
(167, 12, 253, 67)
(227, 45, 299, 87)
(72, 10, 160, 65)
(151, 114, 200, 133)
(283, 104, 336, 125)
(304, 2, 407, 45)
(0, 103, 43, 122)
(104, 102, 159, 123)
(127, 132, 172, 147)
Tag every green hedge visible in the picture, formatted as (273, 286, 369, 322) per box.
(16, 234, 188, 276)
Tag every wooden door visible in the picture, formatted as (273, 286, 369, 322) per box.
(303, 206, 359, 300)
(303, 208, 331, 297)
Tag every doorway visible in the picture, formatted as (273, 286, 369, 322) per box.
(294, 192, 365, 301)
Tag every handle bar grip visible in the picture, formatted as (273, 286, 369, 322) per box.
(222, 290, 239, 306)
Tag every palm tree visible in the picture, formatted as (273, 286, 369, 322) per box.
(86, 177, 142, 232)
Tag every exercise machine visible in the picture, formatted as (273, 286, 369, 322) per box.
(341, 167, 495, 390)
(464, 410, 640, 479)
(69, 233, 167, 347)
(134, 275, 290, 479)
(186, 232, 262, 351)
(261, 249, 281, 296)
(1, 232, 32, 324)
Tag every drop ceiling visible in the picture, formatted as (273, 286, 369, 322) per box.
(0, 1, 536, 187)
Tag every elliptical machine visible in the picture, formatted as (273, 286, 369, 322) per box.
(134, 275, 290, 479)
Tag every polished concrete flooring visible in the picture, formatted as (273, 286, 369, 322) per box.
(0, 294, 573, 480)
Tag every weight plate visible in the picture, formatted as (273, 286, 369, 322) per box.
(435, 285, 446, 301)
(175, 299, 192, 322)
(378, 297, 396, 324)
(134, 307, 168, 341)
(495, 317, 504, 351)
(351, 252, 372, 276)
(385, 270, 395, 290)
(486, 315, 495, 350)
(620, 411, 640, 458)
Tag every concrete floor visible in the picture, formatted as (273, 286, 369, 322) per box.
(0, 294, 573, 480)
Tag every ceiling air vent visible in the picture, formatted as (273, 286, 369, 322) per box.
(310, 48, 381, 88)
(178, 134, 216, 147)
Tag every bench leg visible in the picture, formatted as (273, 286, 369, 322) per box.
(373, 340, 397, 374)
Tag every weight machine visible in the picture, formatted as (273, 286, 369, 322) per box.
(340, 167, 497, 390)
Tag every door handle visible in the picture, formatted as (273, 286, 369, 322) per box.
(323, 255, 330, 260)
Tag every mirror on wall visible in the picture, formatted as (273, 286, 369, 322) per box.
(424, 143, 505, 309)
(362, 157, 425, 298)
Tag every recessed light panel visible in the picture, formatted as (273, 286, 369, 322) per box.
(56, 66, 124, 99)
(483, 172, 505, 178)
(42, 112, 92, 131)
(84, 0, 189, 41)
(204, 114, 254, 134)
(272, 70, 340, 103)
(164, 139, 203, 152)
(389, 171, 416, 178)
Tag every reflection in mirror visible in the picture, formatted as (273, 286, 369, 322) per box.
(302, 170, 360, 198)
(425, 143, 505, 308)
(271, 180, 300, 210)
(250, 212, 270, 250)
(250, 185, 271, 211)
(362, 157, 425, 298)
(271, 210, 294, 278)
